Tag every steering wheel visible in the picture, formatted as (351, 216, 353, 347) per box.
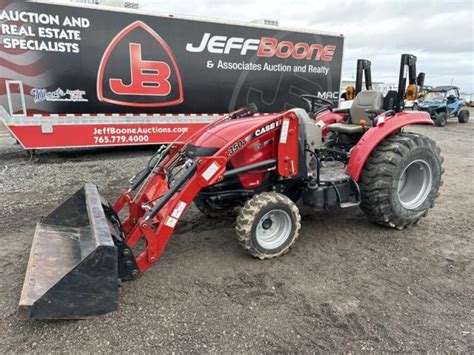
(300, 94, 334, 114)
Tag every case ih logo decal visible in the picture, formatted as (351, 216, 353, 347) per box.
(97, 21, 184, 107)
(186, 33, 336, 61)
(254, 120, 281, 137)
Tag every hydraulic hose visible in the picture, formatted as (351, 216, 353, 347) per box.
(144, 162, 197, 221)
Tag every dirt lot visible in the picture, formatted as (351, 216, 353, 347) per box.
(0, 112, 472, 352)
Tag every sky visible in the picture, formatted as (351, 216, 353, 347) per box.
(139, 0, 474, 93)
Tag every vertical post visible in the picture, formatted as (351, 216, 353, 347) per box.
(364, 61, 372, 90)
(6, 80, 26, 116)
(396, 54, 417, 112)
(355, 59, 372, 94)
(355, 60, 364, 95)
(397, 54, 409, 112)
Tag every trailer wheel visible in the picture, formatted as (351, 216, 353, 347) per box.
(194, 196, 240, 218)
(359, 132, 443, 230)
(434, 112, 447, 127)
(236, 192, 301, 259)
(458, 109, 470, 123)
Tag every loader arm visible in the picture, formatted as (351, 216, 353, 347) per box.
(113, 110, 299, 273)
(19, 108, 300, 318)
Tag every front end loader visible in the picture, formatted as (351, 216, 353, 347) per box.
(19, 55, 444, 319)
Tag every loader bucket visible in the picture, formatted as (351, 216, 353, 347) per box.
(18, 183, 119, 319)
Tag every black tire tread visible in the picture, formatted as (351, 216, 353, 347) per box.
(235, 192, 301, 259)
(434, 112, 447, 127)
(359, 132, 444, 230)
(458, 109, 469, 123)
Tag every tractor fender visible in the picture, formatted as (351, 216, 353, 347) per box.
(347, 111, 433, 181)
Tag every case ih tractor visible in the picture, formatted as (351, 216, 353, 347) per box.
(416, 86, 470, 126)
(19, 54, 443, 319)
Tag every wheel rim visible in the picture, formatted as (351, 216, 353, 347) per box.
(256, 209, 292, 249)
(397, 159, 433, 209)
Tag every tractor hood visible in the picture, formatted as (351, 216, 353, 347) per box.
(189, 114, 282, 151)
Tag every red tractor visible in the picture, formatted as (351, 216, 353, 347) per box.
(19, 54, 443, 319)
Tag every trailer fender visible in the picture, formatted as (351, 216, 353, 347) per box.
(347, 111, 433, 181)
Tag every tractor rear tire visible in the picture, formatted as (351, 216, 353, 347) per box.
(194, 196, 240, 218)
(236, 192, 301, 259)
(359, 132, 443, 230)
(458, 109, 470, 123)
(434, 112, 447, 127)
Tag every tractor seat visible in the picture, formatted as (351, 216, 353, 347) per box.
(328, 90, 383, 134)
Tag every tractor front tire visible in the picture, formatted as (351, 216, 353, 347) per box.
(458, 109, 470, 123)
(434, 112, 447, 127)
(359, 132, 443, 230)
(236, 192, 301, 259)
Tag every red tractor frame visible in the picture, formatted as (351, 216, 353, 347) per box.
(19, 54, 444, 319)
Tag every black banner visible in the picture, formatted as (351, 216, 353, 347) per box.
(0, 1, 344, 114)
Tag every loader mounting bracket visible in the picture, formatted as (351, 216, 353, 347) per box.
(116, 240, 140, 281)
(102, 203, 140, 281)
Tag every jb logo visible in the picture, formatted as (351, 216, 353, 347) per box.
(97, 21, 184, 107)
(109, 43, 171, 96)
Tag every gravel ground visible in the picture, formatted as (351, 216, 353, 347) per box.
(0, 112, 473, 352)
